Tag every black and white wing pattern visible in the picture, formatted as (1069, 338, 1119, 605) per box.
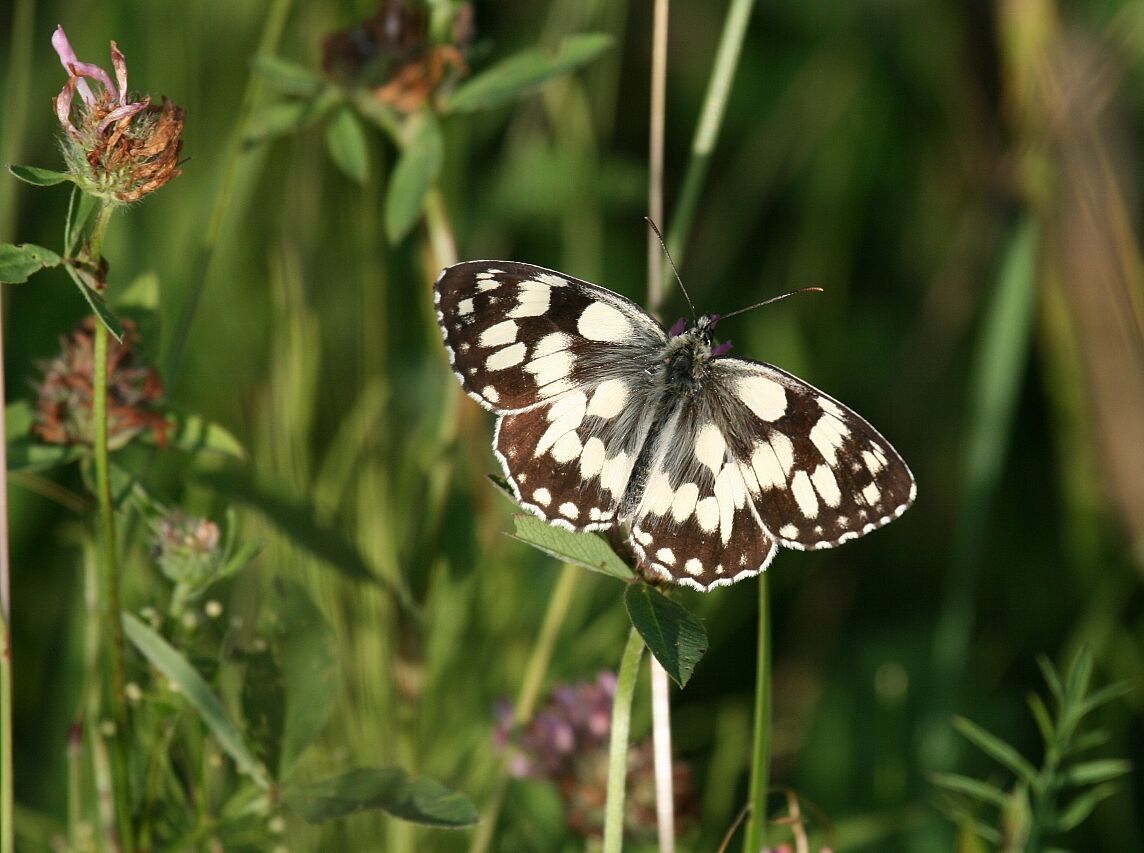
(435, 261, 666, 530)
(435, 260, 916, 592)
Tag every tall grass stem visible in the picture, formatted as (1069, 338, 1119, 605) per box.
(664, 0, 754, 287)
(0, 0, 34, 241)
(651, 658, 675, 852)
(603, 627, 645, 853)
(743, 571, 771, 852)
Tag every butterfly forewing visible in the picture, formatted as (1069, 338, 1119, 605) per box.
(435, 261, 664, 413)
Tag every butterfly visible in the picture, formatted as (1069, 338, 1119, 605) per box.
(434, 260, 915, 592)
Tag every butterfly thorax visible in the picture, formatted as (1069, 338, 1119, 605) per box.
(662, 315, 717, 394)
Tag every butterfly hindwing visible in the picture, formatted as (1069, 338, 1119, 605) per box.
(434, 261, 664, 413)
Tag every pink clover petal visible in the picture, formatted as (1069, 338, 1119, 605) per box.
(54, 79, 81, 136)
(96, 100, 147, 133)
(69, 60, 118, 101)
(110, 41, 129, 105)
(52, 26, 95, 104)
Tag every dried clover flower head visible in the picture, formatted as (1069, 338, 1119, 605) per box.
(33, 316, 168, 449)
(52, 26, 184, 203)
(151, 512, 223, 588)
(321, 0, 471, 112)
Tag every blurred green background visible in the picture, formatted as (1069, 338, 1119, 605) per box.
(2, 0, 1143, 850)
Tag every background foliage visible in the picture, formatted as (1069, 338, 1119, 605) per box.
(2, 0, 1143, 850)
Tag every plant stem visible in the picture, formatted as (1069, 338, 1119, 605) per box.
(0, 289, 12, 853)
(468, 564, 580, 853)
(743, 571, 771, 853)
(664, 0, 755, 289)
(89, 202, 134, 853)
(603, 627, 645, 853)
(651, 658, 675, 853)
(646, 0, 670, 314)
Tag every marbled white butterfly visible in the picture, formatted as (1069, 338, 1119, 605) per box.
(434, 260, 915, 592)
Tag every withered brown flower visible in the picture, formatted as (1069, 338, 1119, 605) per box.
(321, 0, 472, 112)
(34, 317, 169, 449)
(52, 26, 184, 203)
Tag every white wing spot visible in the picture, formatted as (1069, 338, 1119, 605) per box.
(779, 523, 799, 539)
(791, 470, 820, 518)
(809, 414, 849, 466)
(634, 528, 653, 546)
(715, 564, 725, 575)
(737, 375, 787, 421)
(532, 488, 552, 506)
(818, 397, 845, 419)
(559, 502, 579, 519)
(862, 482, 881, 505)
(643, 470, 674, 515)
(811, 464, 842, 507)
(458, 298, 474, 316)
(863, 448, 886, 475)
(525, 350, 575, 388)
(551, 432, 583, 463)
(600, 451, 632, 497)
(714, 464, 747, 544)
(536, 272, 568, 287)
(589, 507, 601, 520)
(482, 386, 500, 404)
(656, 547, 676, 566)
(533, 332, 572, 359)
(671, 483, 699, 522)
(477, 280, 500, 291)
(578, 302, 634, 342)
(508, 281, 551, 318)
(535, 392, 586, 457)
(478, 319, 518, 348)
(695, 424, 727, 476)
(684, 558, 704, 577)
(751, 442, 785, 490)
(580, 437, 606, 479)
(695, 497, 719, 533)
(486, 343, 526, 371)
(586, 379, 629, 420)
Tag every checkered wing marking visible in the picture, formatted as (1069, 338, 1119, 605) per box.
(627, 395, 779, 592)
(710, 358, 916, 550)
(495, 376, 659, 531)
(434, 260, 664, 414)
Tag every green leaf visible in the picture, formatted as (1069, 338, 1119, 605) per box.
(385, 112, 442, 243)
(510, 513, 633, 581)
(245, 95, 337, 146)
(122, 612, 270, 789)
(64, 188, 98, 255)
(283, 767, 477, 827)
(930, 772, 1010, 808)
(60, 262, 124, 341)
(0, 243, 62, 283)
(8, 164, 72, 186)
(326, 107, 370, 183)
(1064, 647, 1093, 705)
(1074, 680, 1133, 720)
(196, 469, 378, 584)
(272, 579, 337, 777)
(251, 56, 325, 97)
(163, 412, 248, 461)
(623, 583, 707, 688)
(445, 33, 613, 114)
(1060, 759, 1132, 787)
(1027, 693, 1055, 745)
(5, 436, 84, 472)
(1064, 729, 1111, 757)
(952, 716, 1039, 788)
(1052, 783, 1118, 832)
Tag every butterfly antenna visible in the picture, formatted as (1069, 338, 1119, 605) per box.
(645, 216, 696, 320)
(718, 287, 824, 321)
